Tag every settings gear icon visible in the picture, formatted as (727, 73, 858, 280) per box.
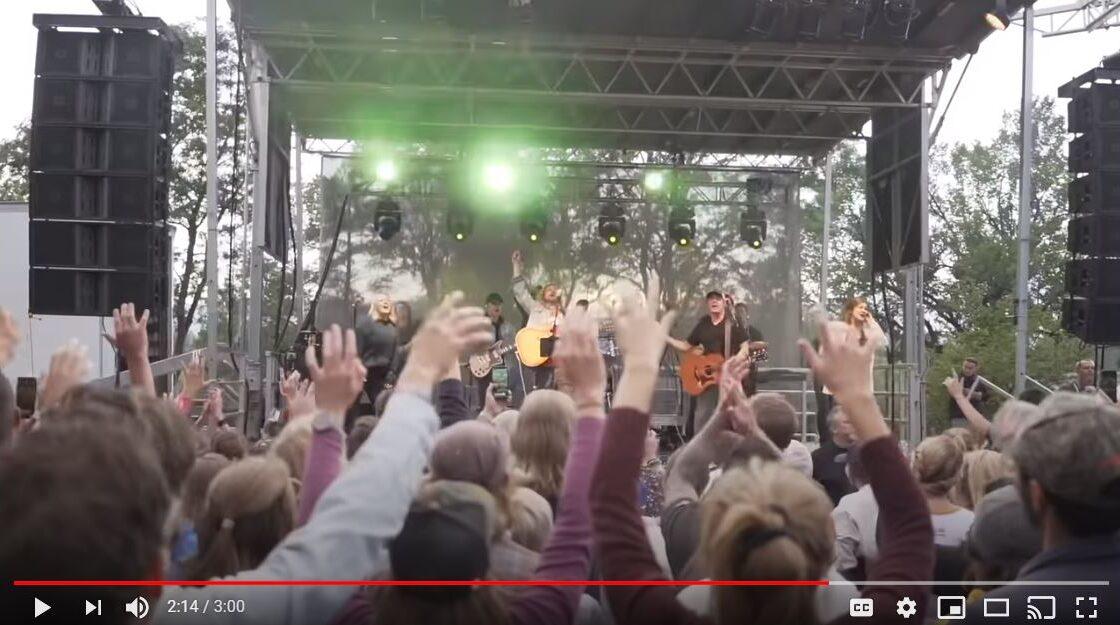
(896, 596, 917, 619)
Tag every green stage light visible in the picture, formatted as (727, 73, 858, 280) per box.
(375, 160, 398, 183)
(483, 163, 515, 193)
(644, 171, 666, 192)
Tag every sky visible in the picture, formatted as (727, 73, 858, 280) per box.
(0, 1, 1117, 155)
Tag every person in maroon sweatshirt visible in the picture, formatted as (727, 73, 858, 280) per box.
(591, 305, 935, 625)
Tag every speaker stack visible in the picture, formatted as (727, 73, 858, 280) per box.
(1062, 58, 1120, 345)
(29, 14, 179, 360)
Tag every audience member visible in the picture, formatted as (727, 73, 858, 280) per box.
(509, 486, 554, 552)
(914, 435, 973, 548)
(511, 389, 575, 512)
(638, 427, 666, 517)
(964, 393, 1120, 622)
(831, 443, 879, 579)
(812, 406, 856, 506)
(346, 415, 380, 459)
(954, 449, 1015, 511)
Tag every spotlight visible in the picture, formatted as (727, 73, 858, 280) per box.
(797, 0, 828, 38)
(373, 197, 402, 241)
(668, 206, 695, 248)
(483, 163, 515, 193)
(644, 170, 667, 193)
(447, 206, 474, 241)
(840, 0, 872, 40)
(750, 0, 788, 36)
(740, 206, 767, 249)
(520, 206, 549, 243)
(598, 204, 626, 246)
(375, 159, 398, 183)
(882, 0, 919, 40)
(985, 0, 1010, 30)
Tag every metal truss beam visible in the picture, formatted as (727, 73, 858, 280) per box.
(246, 26, 945, 155)
(1019, 0, 1120, 36)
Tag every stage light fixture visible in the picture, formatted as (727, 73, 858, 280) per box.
(598, 204, 626, 246)
(985, 0, 1010, 30)
(797, 0, 828, 38)
(520, 206, 549, 243)
(483, 163, 515, 193)
(446, 206, 475, 241)
(750, 0, 788, 36)
(373, 197, 402, 241)
(668, 206, 696, 248)
(644, 170, 667, 193)
(839, 0, 872, 40)
(375, 159, 398, 183)
(883, 0, 919, 40)
(740, 206, 768, 249)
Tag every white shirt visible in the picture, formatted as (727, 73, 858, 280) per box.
(931, 508, 975, 547)
(832, 484, 880, 572)
(781, 439, 814, 477)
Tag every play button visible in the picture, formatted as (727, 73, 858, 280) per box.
(34, 597, 50, 618)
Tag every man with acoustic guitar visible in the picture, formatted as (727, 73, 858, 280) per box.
(668, 291, 765, 438)
(511, 249, 565, 394)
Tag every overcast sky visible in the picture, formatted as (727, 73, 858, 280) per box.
(1, 1, 1117, 152)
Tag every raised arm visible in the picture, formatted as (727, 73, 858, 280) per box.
(800, 319, 934, 620)
(944, 377, 992, 439)
(591, 279, 702, 625)
(155, 296, 494, 625)
(510, 250, 537, 313)
(509, 305, 606, 625)
(111, 303, 156, 397)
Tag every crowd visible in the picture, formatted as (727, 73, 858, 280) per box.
(0, 285, 1117, 625)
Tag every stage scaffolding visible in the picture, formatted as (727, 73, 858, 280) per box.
(221, 0, 1029, 442)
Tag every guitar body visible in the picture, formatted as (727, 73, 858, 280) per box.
(679, 353, 725, 396)
(678, 344, 769, 396)
(515, 327, 557, 368)
(468, 341, 516, 377)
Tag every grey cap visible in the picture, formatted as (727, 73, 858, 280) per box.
(966, 484, 1042, 572)
(1011, 392, 1120, 508)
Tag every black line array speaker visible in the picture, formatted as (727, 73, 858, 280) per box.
(29, 14, 178, 360)
(1062, 64, 1120, 344)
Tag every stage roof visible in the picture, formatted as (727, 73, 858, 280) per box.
(231, 0, 1024, 156)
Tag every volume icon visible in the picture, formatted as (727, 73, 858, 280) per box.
(124, 597, 149, 619)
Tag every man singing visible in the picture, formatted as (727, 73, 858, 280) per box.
(511, 250, 564, 393)
(668, 291, 762, 436)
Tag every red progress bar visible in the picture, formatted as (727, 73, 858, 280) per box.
(15, 580, 829, 588)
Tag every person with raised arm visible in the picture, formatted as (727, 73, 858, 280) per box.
(591, 302, 935, 625)
(151, 293, 494, 624)
(511, 249, 565, 394)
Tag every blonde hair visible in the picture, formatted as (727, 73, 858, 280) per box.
(990, 400, 1042, 451)
(491, 409, 520, 439)
(270, 415, 314, 486)
(190, 456, 297, 579)
(181, 452, 231, 525)
(511, 390, 574, 502)
(943, 427, 979, 453)
(955, 450, 1016, 510)
(701, 461, 833, 625)
(913, 435, 965, 497)
(508, 486, 554, 552)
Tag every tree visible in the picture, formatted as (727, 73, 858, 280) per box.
(0, 121, 30, 201)
(167, 22, 246, 354)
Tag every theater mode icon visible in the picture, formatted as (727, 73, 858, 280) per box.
(983, 597, 1010, 618)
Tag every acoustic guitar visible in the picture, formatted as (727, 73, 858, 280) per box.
(679, 343, 769, 396)
(515, 327, 559, 368)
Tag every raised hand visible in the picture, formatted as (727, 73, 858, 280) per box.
(39, 341, 91, 409)
(181, 353, 207, 399)
(798, 317, 889, 440)
(396, 292, 493, 396)
(511, 250, 524, 277)
(612, 276, 677, 371)
(111, 303, 149, 360)
(0, 308, 20, 367)
(554, 305, 607, 416)
(480, 383, 508, 420)
(305, 325, 365, 415)
(201, 386, 224, 427)
(943, 376, 964, 400)
(716, 352, 752, 411)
